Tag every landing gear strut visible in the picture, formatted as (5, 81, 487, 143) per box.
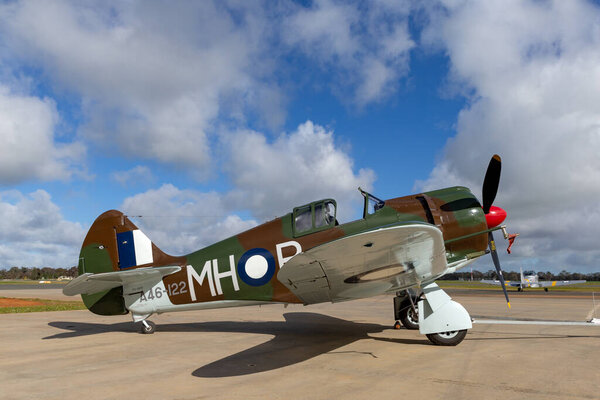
(132, 313, 156, 334)
(393, 290, 420, 330)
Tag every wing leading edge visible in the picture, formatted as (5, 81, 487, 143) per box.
(538, 280, 586, 288)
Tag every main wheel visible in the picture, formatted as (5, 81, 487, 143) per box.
(140, 320, 156, 334)
(399, 304, 419, 330)
(426, 329, 467, 346)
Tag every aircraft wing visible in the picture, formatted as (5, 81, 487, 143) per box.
(63, 266, 181, 296)
(538, 280, 586, 288)
(481, 280, 520, 287)
(278, 223, 446, 304)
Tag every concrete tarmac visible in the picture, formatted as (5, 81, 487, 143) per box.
(1, 288, 600, 400)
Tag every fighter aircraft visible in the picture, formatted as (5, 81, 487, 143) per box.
(482, 267, 585, 292)
(64, 155, 516, 346)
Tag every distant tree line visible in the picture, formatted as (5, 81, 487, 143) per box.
(1, 266, 599, 281)
(438, 270, 600, 281)
(0, 266, 78, 280)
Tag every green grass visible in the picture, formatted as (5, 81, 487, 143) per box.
(0, 280, 68, 285)
(0, 297, 86, 313)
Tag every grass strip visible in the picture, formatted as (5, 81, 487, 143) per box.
(0, 297, 85, 313)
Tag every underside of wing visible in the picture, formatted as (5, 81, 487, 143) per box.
(481, 280, 519, 287)
(538, 280, 586, 288)
(481, 280, 501, 285)
(63, 266, 181, 296)
(277, 223, 446, 304)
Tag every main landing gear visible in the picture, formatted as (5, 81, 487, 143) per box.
(426, 330, 468, 346)
(393, 289, 420, 330)
(393, 283, 472, 346)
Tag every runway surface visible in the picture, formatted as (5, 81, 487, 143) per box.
(1, 287, 600, 400)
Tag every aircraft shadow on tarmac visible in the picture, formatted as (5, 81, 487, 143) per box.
(45, 312, 429, 377)
(44, 312, 600, 377)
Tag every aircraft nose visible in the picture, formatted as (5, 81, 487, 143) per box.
(484, 205, 506, 228)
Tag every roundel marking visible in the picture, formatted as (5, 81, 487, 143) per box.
(237, 248, 276, 287)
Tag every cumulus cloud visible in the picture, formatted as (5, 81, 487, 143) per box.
(417, 0, 600, 271)
(120, 121, 375, 253)
(0, 1, 280, 173)
(283, 0, 415, 105)
(224, 121, 376, 221)
(0, 190, 85, 267)
(0, 85, 85, 184)
(120, 184, 257, 255)
(111, 165, 155, 187)
(0, 0, 417, 182)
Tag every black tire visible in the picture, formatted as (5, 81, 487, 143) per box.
(544, 287, 548, 292)
(399, 304, 419, 330)
(140, 320, 156, 334)
(426, 329, 467, 346)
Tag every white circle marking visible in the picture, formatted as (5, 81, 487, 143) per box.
(245, 255, 269, 279)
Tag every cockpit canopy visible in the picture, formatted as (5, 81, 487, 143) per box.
(292, 199, 337, 237)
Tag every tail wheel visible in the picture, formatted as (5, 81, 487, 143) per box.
(399, 304, 419, 330)
(426, 329, 467, 346)
(140, 320, 156, 334)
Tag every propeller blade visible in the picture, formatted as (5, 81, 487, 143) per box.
(482, 154, 502, 214)
(488, 231, 511, 309)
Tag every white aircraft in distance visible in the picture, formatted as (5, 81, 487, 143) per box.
(482, 268, 586, 292)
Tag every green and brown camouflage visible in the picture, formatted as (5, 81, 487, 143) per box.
(76, 185, 495, 316)
(66, 155, 514, 346)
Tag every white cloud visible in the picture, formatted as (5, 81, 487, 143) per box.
(0, 1, 280, 173)
(120, 120, 375, 253)
(0, 85, 85, 184)
(111, 165, 155, 187)
(224, 121, 376, 221)
(0, 0, 417, 181)
(417, 0, 600, 271)
(120, 184, 257, 255)
(0, 190, 85, 267)
(284, 0, 360, 59)
(282, 0, 415, 105)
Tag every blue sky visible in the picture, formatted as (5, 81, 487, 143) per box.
(1, 0, 599, 273)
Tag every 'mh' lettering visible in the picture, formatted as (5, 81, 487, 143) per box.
(213, 255, 240, 295)
(187, 262, 215, 300)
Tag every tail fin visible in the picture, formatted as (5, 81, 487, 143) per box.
(520, 267, 525, 283)
(76, 210, 184, 315)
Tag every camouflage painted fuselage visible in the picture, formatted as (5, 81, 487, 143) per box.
(79, 186, 489, 316)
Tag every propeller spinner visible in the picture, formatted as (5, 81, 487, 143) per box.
(482, 155, 511, 309)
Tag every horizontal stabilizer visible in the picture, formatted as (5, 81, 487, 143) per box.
(63, 266, 181, 296)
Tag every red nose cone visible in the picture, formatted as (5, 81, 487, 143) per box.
(485, 205, 507, 228)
